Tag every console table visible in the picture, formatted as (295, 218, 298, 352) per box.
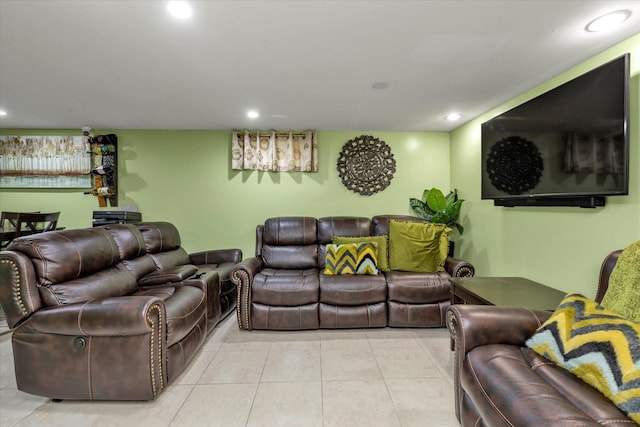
(449, 277, 566, 350)
(450, 277, 566, 311)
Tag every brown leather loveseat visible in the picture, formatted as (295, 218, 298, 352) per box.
(231, 215, 475, 330)
(446, 249, 637, 426)
(0, 221, 241, 401)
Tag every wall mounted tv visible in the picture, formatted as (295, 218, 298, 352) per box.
(481, 53, 630, 208)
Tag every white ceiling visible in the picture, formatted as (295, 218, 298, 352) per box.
(0, 0, 639, 132)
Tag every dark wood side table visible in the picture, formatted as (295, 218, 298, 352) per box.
(449, 277, 567, 349)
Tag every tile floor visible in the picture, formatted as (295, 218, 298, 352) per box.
(0, 314, 460, 427)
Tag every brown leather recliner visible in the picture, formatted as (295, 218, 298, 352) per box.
(0, 222, 241, 401)
(446, 250, 635, 426)
(231, 215, 475, 330)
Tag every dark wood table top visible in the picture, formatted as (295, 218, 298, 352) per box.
(451, 276, 567, 311)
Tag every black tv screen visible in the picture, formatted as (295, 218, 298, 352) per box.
(481, 53, 630, 204)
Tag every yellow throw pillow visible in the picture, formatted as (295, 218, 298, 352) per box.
(526, 293, 640, 424)
(601, 240, 640, 323)
(388, 219, 450, 273)
(333, 235, 389, 272)
(324, 242, 379, 275)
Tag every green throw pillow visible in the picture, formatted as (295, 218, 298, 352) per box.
(601, 240, 640, 323)
(324, 242, 379, 275)
(525, 293, 640, 424)
(333, 235, 389, 272)
(388, 219, 450, 273)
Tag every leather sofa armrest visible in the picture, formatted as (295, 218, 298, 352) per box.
(444, 256, 475, 277)
(138, 264, 199, 286)
(189, 249, 243, 266)
(230, 256, 264, 330)
(24, 296, 165, 336)
(446, 305, 551, 354)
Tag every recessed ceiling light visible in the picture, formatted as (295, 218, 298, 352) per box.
(445, 112, 461, 121)
(371, 82, 390, 90)
(586, 10, 631, 32)
(0, 110, 7, 116)
(167, 1, 192, 19)
(247, 110, 259, 119)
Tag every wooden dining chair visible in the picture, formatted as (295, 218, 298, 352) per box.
(1, 211, 37, 248)
(14, 212, 61, 239)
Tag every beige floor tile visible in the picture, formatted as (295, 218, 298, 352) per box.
(91, 384, 193, 427)
(368, 336, 424, 352)
(261, 349, 321, 382)
(170, 383, 257, 427)
(323, 380, 401, 427)
(0, 354, 17, 389)
(13, 400, 103, 427)
(320, 330, 371, 350)
(199, 350, 268, 384)
(426, 349, 455, 379)
(246, 382, 323, 427)
(217, 330, 274, 352)
(173, 350, 217, 385)
(0, 334, 13, 358)
(321, 348, 382, 381)
(267, 331, 321, 351)
(375, 349, 442, 379)
(386, 378, 459, 427)
(0, 388, 48, 427)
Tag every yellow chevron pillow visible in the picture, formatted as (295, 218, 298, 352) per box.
(324, 242, 379, 275)
(525, 293, 640, 423)
(333, 235, 389, 272)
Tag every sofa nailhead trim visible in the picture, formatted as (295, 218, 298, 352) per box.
(147, 303, 164, 397)
(1, 259, 27, 315)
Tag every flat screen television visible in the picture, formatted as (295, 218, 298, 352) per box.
(481, 53, 630, 208)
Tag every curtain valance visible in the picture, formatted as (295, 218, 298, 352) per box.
(232, 130, 318, 172)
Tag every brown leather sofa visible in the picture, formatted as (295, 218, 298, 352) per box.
(446, 249, 635, 426)
(231, 215, 475, 330)
(0, 221, 241, 400)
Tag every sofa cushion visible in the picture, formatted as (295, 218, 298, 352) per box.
(252, 268, 319, 306)
(388, 219, 450, 273)
(463, 344, 627, 426)
(600, 240, 640, 322)
(133, 284, 206, 347)
(333, 235, 389, 272)
(136, 222, 182, 254)
(324, 243, 379, 276)
(319, 273, 387, 305)
(386, 271, 451, 303)
(8, 228, 121, 286)
(38, 265, 138, 306)
(261, 217, 318, 269)
(525, 293, 640, 423)
(317, 217, 371, 243)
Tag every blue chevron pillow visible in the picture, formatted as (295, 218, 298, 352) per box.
(324, 242, 379, 275)
(525, 293, 640, 423)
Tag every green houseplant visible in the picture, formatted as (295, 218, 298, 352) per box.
(409, 187, 465, 235)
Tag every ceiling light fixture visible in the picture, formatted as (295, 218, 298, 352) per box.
(167, 1, 193, 19)
(445, 112, 461, 121)
(586, 10, 631, 32)
(371, 82, 390, 90)
(247, 110, 259, 119)
(0, 110, 7, 116)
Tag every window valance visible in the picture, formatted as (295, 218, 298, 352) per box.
(231, 130, 318, 172)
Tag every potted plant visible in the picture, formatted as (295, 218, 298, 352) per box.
(409, 187, 465, 255)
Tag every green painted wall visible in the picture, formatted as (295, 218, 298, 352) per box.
(450, 33, 640, 297)
(0, 131, 450, 256)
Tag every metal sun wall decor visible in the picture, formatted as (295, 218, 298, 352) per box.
(486, 136, 544, 195)
(337, 135, 396, 196)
